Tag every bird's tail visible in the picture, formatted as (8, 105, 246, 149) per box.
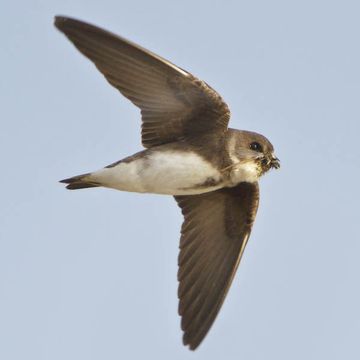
(60, 173, 101, 190)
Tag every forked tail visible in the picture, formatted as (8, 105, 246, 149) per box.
(60, 173, 100, 190)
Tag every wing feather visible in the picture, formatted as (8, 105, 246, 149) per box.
(174, 182, 259, 350)
(54, 16, 230, 147)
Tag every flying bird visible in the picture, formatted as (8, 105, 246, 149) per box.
(55, 16, 280, 350)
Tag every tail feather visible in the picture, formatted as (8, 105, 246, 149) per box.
(60, 173, 100, 190)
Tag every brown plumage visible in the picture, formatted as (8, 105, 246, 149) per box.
(55, 16, 279, 350)
(54, 16, 230, 149)
(175, 183, 259, 349)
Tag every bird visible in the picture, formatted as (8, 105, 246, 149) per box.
(54, 16, 280, 350)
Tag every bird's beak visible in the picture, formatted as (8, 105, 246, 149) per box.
(271, 156, 280, 169)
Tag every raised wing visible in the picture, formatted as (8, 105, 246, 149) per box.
(54, 16, 230, 148)
(175, 182, 259, 349)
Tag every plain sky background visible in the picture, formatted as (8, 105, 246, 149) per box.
(1, 0, 360, 359)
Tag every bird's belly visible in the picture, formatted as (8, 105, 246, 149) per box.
(92, 150, 224, 195)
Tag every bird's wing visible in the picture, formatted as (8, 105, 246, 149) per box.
(174, 182, 259, 350)
(54, 16, 230, 148)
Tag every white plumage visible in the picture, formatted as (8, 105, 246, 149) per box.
(87, 150, 259, 195)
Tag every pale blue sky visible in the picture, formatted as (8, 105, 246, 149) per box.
(1, 1, 360, 359)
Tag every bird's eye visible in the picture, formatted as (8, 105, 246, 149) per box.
(249, 142, 263, 152)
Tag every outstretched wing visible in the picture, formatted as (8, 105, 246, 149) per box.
(175, 182, 259, 350)
(54, 16, 230, 148)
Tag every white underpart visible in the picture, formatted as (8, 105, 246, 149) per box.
(227, 135, 259, 184)
(228, 161, 259, 184)
(89, 151, 224, 195)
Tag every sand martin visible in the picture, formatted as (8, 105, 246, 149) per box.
(55, 16, 280, 350)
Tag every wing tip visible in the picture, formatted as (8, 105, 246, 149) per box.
(182, 333, 202, 351)
(54, 15, 68, 29)
(54, 15, 84, 32)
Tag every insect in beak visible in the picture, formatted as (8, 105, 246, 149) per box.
(271, 156, 280, 169)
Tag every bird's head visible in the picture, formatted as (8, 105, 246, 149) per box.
(227, 129, 280, 178)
